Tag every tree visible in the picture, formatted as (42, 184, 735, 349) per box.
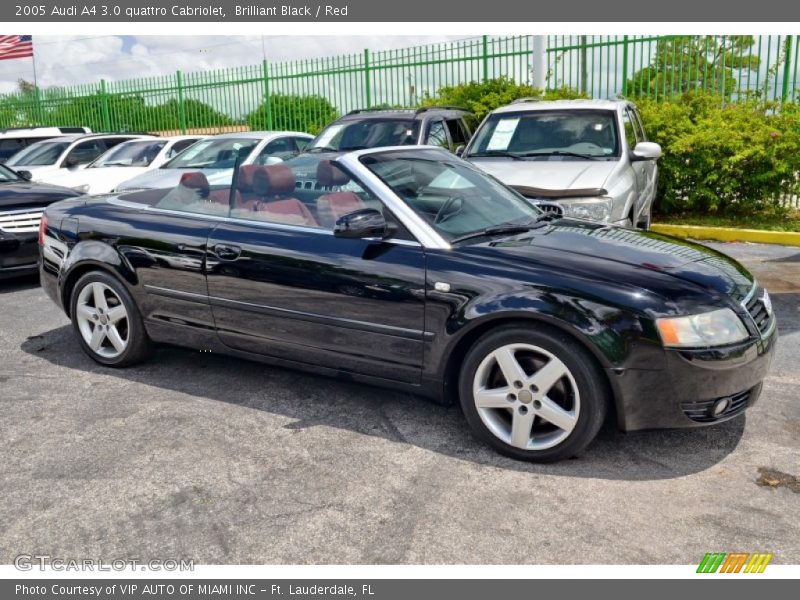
(419, 77, 586, 122)
(627, 36, 760, 99)
(247, 94, 338, 135)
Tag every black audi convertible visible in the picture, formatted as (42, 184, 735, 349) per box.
(38, 147, 776, 462)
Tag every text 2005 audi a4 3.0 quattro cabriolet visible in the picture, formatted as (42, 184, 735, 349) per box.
(39, 147, 777, 462)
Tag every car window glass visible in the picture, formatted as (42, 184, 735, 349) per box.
(622, 109, 641, 148)
(164, 137, 258, 169)
(446, 119, 469, 146)
(0, 164, 21, 182)
(7, 141, 71, 166)
(470, 110, 620, 158)
(308, 119, 417, 152)
(293, 137, 310, 151)
(64, 140, 108, 166)
(426, 120, 450, 148)
(167, 138, 200, 158)
(254, 138, 297, 164)
(0, 139, 25, 161)
(631, 108, 647, 142)
(361, 150, 541, 241)
(91, 140, 166, 168)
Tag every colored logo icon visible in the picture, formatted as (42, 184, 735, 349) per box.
(697, 552, 773, 573)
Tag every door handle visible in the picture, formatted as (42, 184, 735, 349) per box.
(213, 244, 242, 261)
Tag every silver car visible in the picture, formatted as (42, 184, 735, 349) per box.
(463, 99, 661, 228)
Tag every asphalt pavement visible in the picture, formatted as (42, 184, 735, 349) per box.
(0, 240, 797, 565)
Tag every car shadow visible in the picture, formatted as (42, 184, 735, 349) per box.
(22, 323, 747, 481)
(0, 273, 39, 294)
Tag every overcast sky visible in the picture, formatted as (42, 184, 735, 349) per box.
(0, 35, 465, 94)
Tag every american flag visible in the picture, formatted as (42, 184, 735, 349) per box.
(0, 35, 34, 61)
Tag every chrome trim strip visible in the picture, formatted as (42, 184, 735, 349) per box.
(740, 280, 758, 307)
(336, 151, 452, 250)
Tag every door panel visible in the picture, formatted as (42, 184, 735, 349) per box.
(205, 223, 427, 383)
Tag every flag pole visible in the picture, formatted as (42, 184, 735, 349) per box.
(30, 37, 42, 124)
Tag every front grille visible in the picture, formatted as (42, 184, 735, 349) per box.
(743, 286, 774, 336)
(681, 389, 751, 423)
(0, 207, 44, 233)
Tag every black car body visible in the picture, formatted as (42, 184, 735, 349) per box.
(0, 164, 82, 279)
(39, 147, 777, 461)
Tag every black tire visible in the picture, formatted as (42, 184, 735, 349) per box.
(69, 270, 153, 367)
(458, 324, 608, 462)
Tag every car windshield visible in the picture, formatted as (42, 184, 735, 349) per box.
(90, 140, 167, 168)
(163, 137, 258, 169)
(7, 141, 71, 166)
(467, 109, 620, 159)
(359, 149, 542, 241)
(307, 118, 418, 152)
(0, 164, 21, 182)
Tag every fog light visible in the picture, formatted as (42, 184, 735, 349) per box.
(711, 397, 731, 417)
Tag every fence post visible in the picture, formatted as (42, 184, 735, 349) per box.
(176, 70, 187, 134)
(621, 35, 630, 97)
(482, 35, 489, 81)
(262, 60, 273, 129)
(363, 49, 372, 108)
(99, 79, 111, 132)
(781, 35, 793, 102)
(532, 36, 547, 90)
(33, 84, 44, 126)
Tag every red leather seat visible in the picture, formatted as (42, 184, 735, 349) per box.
(315, 160, 366, 227)
(235, 164, 263, 209)
(253, 164, 318, 227)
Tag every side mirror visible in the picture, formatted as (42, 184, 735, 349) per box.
(631, 141, 662, 161)
(333, 208, 387, 239)
(454, 144, 465, 157)
(16, 169, 32, 181)
(64, 157, 80, 169)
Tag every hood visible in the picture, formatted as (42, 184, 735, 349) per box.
(0, 180, 82, 210)
(475, 220, 754, 306)
(117, 167, 230, 191)
(469, 158, 619, 194)
(46, 166, 150, 194)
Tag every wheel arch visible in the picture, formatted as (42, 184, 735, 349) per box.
(441, 313, 620, 426)
(61, 242, 138, 318)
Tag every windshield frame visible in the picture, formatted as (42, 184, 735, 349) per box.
(0, 163, 22, 182)
(464, 108, 621, 160)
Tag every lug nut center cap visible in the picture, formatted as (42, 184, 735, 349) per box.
(518, 390, 533, 404)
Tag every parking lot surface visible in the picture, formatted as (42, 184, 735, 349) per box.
(1, 241, 798, 565)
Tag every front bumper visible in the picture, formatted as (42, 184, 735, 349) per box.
(0, 230, 38, 279)
(611, 326, 777, 431)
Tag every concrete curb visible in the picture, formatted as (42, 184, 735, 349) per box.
(651, 223, 800, 247)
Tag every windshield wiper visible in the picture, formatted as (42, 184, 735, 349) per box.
(520, 150, 602, 160)
(450, 223, 536, 244)
(468, 150, 523, 160)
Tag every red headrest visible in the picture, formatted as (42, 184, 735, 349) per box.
(316, 160, 350, 187)
(237, 165, 261, 192)
(253, 164, 296, 197)
(180, 171, 209, 197)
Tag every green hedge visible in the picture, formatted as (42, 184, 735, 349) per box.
(636, 92, 800, 217)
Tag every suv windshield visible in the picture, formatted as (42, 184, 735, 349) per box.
(7, 141, 71, 166)
(359, 149, 542, 241)
(163, 137, 258, 170)
(468, 110, 620, 159)
(307, 119, 418, 152)
(90, 140, 167, 168)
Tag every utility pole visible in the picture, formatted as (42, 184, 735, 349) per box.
(532, 36, 547, 91)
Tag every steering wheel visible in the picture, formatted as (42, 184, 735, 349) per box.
(434, 195, 464, 225)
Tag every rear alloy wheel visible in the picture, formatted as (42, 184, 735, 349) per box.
(70, 271, 152, 366)
(459, 326, 607, 462)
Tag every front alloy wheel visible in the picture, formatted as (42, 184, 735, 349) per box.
(459, 325, 607, 462)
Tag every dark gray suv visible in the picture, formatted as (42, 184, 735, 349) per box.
(305, 106, 475, 154)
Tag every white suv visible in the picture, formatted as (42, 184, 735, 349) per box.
(463, 99, 661, 228)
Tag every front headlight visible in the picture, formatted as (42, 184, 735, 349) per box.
(656, 308, 749, 348)
(559, 197, 612, 222)
(72, 184, 91, 193)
